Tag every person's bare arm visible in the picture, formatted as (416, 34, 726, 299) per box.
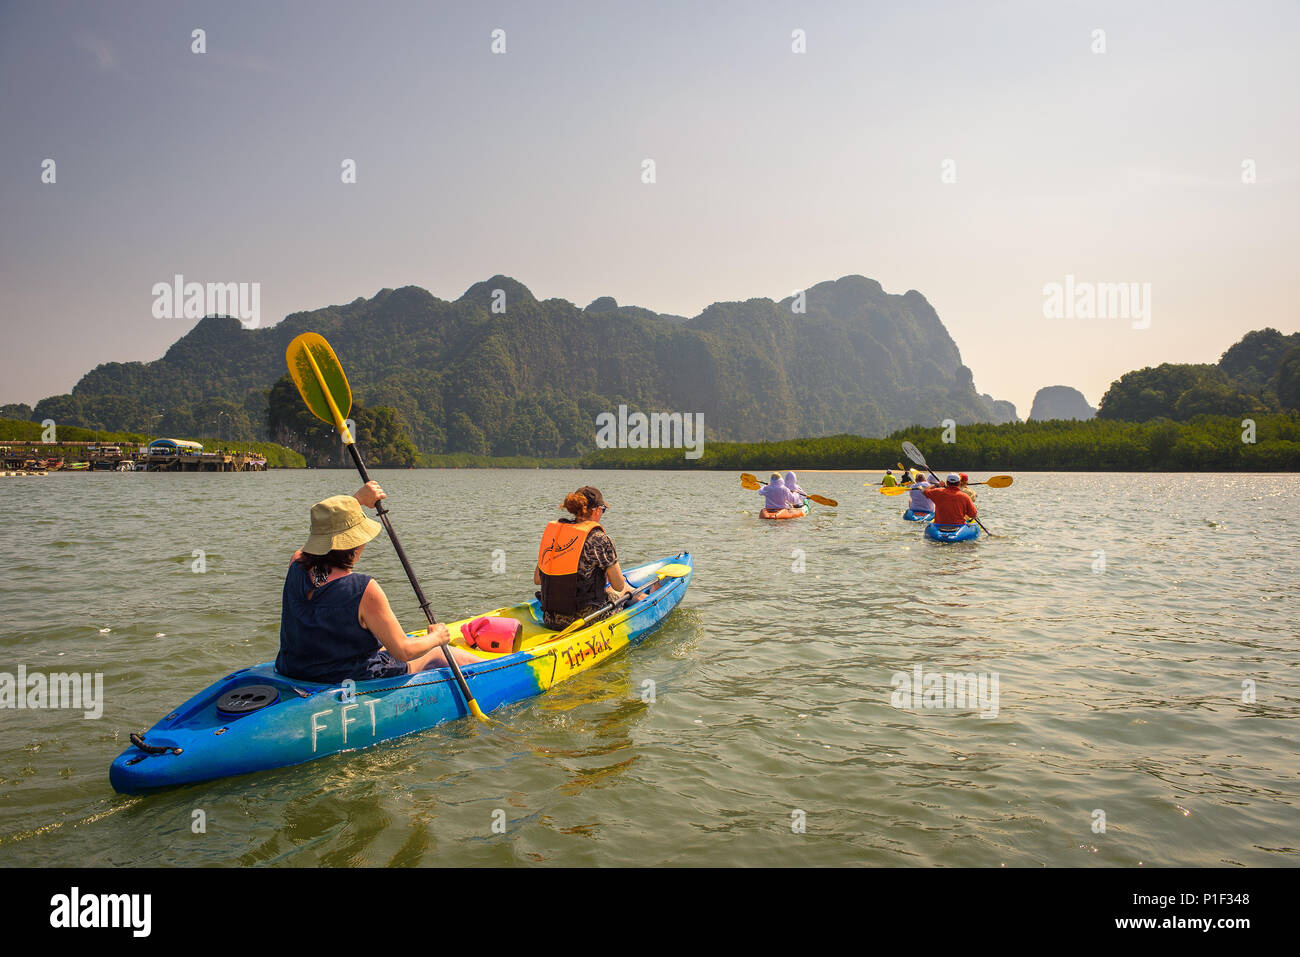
(534, 564, 541, 586)
(358, 579, 449, 661)
(605, 562, 634, 600)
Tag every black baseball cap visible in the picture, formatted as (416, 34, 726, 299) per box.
(578, 486, 609, 509)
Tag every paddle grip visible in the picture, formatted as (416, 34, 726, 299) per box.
(346, 443, 434, 623)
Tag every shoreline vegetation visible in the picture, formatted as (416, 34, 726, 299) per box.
(577, 416, 1300, 471)
(5, 415, 1298, 471)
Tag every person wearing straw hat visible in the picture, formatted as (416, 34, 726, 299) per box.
(276, 481, 481, 683)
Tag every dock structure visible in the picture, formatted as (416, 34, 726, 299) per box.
(138, 449, 267, 472)
(0, 439, 267, 473)
(137, 437, 264, 472)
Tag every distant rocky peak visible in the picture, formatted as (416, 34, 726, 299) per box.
(458, 275, 537, 308)
(1028, 386, 1097, 421)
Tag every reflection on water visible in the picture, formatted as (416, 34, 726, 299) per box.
(0, 470, 1296, 867)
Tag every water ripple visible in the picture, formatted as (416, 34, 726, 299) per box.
(0, 470, 1295, 866)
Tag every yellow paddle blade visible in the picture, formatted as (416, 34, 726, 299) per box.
(880, 486, 907, 496)
(286, 333, 353, 440)
(985, 475, 1013, 488)
(741, 476, 761, 490)
(807, 494, 837, 507)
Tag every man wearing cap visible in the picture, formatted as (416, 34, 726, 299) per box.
(535, 485, 635, 630)
(958, 473, 977, 501)
(923, 473, 979, 527)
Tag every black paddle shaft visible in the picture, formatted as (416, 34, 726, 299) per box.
(345, 440, 486, 717)
(347, 443, 436, 625)
(583, 575, 662, 627)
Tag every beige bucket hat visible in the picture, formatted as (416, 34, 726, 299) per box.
(302, 495, 383, 555)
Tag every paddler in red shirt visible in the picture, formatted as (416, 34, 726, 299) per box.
(924, 472, 978, 526)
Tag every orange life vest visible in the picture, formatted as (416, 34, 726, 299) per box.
(537, 520, 603, 616)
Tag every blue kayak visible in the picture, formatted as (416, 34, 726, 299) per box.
(110, 553, 692, 794)
(924, 521, 980, 543)
(903, 508, 934, 522)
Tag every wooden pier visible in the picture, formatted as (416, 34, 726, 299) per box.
(137, 450, 267, 472)
(0, 442, 267, 473)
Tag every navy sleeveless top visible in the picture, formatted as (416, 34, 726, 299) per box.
(276, 562, 408, 683)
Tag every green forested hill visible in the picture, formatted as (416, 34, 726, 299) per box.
(1219, 329, 1300, 394)
(1097, 328, 1300, 421)
(25, 275, 1018, 456)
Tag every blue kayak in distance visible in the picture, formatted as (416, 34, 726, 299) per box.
(924, 521, 980, 543)
(109, 553, 692, 794)
(903, 508, 934, 522)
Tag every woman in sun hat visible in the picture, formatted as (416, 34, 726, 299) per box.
(276, 481, 481, 683)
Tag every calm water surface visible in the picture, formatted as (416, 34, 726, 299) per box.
(1, 469, 1296, 867)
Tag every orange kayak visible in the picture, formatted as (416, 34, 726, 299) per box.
(759, 501, 810, 520)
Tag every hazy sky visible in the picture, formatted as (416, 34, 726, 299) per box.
(2, 0, 1298, 418)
